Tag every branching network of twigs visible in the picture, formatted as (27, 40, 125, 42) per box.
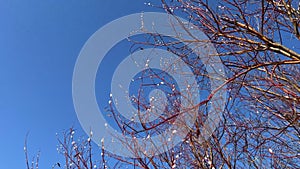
(25, 1, 299, 168)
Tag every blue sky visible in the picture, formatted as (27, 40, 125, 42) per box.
(0, 0, 162, 168)
(2, 0, 299, 168)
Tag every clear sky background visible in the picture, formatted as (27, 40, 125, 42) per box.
(3, 0, 299, 169)
(0, 0, 162, 168)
